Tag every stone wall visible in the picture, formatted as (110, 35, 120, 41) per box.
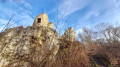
(33, 13, 54, 29)
(33, 13, 48, 27)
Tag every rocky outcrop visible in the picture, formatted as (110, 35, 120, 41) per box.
(0, 26, 59, 67)
(0, 24, 77, 67)
(61, 27, 76, 42)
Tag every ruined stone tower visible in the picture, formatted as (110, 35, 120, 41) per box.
(33, 13, 54, 28)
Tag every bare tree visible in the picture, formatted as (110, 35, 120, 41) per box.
(1, 14, 15, 33)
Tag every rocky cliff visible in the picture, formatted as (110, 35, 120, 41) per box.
(0, 26, 76, 67)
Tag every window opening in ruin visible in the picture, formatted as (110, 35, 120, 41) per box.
(38, 18, 41, 23)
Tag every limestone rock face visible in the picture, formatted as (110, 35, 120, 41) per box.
(0, 26, 59, 67)
(48, 22, 54, 29)
(61, 27, 76, 42)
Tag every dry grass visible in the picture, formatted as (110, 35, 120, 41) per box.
(45, 40, 90, 67)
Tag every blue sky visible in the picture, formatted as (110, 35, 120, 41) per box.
(0, 0, 120, 35)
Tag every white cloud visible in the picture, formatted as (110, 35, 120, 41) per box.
(48, 0, 92, 34)
(0, 19, 18, 32)
(0, 0, 34, 29)
(76, 0, 120, 26)
(22, 0, 32, 9)
(48, 0, 92, 17)
(0, 5, 17, 17)
(58, 0, 91, 16)
(76, 28, 83, 35)
(0, 19, 9, 25)
(16, 14, 34, 27)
